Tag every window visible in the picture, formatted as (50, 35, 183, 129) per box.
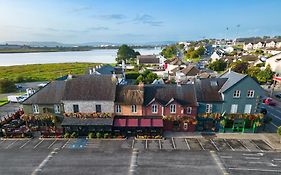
(233, 90, 241, 98)
(247, 90, 255, 98)
(131, 105, 137, 113)
(151, 104, 158, 113)
(230, 104, 238, 113)
(186, 107, 192, 114)
(96, 104, 101, 113)
(116, 105, 121, 113)
(54, 104, 60, 114)
(244, 104, 252, 114)
(206, 104, 212, 113)
(170, 104, 176, 113)
(32, 104, 39, 114)
(73, 104, 79, 113)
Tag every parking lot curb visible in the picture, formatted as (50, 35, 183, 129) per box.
(39, 138, 73, 141)
(1, 138, 31, 141)
(87, 138, 127, 141)
(134, 138, 164, 141)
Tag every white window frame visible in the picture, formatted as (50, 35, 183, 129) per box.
(131, 105, 137, 113)
(170, 104, 176, 113)
(151, 104, 158, 113)
(116, 105, 121, 113)
(186, 107, 192, 114)
(233, 90, 241, 98)
(247, 90, 255, 98)
(244, 104, 252, 114)
(230, 104, 238, 114)
(206, 104, 212, 113)
(32, 104, 39, 114)
(54, 104, 60, 114)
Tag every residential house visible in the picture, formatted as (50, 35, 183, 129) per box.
(164, 57, 186, 72)
(265, 40, 276, 48)
(136, 55, 160, 65)
(170, 65, 200, 83)
(211, 49, 225, 62)
(144, 84, 198, 132)
(265, 53, 281, 74)
(253, 42, 265, 50)
(243, 42, 254, 51)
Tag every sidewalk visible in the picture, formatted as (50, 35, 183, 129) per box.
(164, 132, 281, 151)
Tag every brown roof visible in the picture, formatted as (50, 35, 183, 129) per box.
(165, 57, 184, 65)
(239, 55, 258, 62)
(23, 81, 66, 105)
(195, 78, 227, 102)
(181, 65, 200, 76)
(144, 84, 197, 106)
(62, 75, 116, 101)
(137, 55, 159, 64)
(115, 85, 144, 105)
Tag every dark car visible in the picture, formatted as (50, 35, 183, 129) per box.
(275, 93, 281, 99)
(260, 107, 267, 115)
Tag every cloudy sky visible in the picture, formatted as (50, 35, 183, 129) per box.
(0, 0, 281, 43)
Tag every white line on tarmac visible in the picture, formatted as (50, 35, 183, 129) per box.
(131, 139, 135, 149)
(268, 112, 281, 122)
(238, 140, 250, 151)
(245, 157, 260, 160)
(31, 148, 59, 175)
(0, 140, 4, 145)
(20, 139, 31, 148)
(171, 137, 176, 149)
(61, 139, 70, 149)
(251, 140, 264, 152)
(224, 139, 235, 151)
(228, 167, 281, 173)
(159, 140, 162, 150)
(210, 151, 229, 175)
(243, 153, 264, 156)
(184, 138, 190, 150)
(128, 149, 138, 175)
(220, 156, 233, 159)
(48, 139, 57, 149)
(33, 140, 44, 149)
(210, 139, 220, 151)
(145, 140, 148, 149)
(197, 139, 205, 150)
(6, 140, 17, 149)
(270, 122, 278, 128)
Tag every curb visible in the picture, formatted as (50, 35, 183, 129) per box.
(1, 138, 31, 141)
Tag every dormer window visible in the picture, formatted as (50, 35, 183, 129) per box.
(170, 104, 176, 113)
(233, 90, 241, 98)
(152, 104, 158, 113)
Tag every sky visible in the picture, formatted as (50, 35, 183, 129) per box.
(0, 0, 281, 44)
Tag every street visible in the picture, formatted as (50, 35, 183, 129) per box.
(261, 103, 281, 132)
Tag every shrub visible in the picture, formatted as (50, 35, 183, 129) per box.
(64, 132, 70, 138)
(126, 72, 140, 79)
(88, 132, 94, 139)
(71, 132, 78, 138)
(104, 133, 109, 139)
(96, 132, 102, 139)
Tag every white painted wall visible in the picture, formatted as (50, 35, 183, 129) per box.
(63, 100, 114, 113)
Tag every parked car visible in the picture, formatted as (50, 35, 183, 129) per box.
(275, 93, 281, 99)
(263, 98, 276, 106)
(260, 107, 267, 115)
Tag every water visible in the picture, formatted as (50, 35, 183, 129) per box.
(0, 48, 162, 66)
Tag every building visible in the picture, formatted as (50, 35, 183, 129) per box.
(253, 42, 265, 50)
(136, 55, 160, 65)
(265, 53, 281, 74)
(243, 42, 254, 50)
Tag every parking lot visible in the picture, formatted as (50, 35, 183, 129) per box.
(0, 137, 273, 152)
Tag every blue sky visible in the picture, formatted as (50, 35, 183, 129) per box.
(0, 0, 281, 43)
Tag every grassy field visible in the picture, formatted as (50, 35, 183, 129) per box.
(0, 62, 104, 82)
(0, 97, 8, 106)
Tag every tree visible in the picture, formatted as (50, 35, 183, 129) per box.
(247, 67, 261, 78)
(160, 45, 177, 59)
(136, 69, 158, 84)
(256, 65, 274, 84)
(0, 79, 16, 93)
(208, 60, 227, 72)
(116, 44, 140, 63)
(277, 126, 281, 143)
(230, 61, 249, 74)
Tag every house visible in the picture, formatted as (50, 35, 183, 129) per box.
(243, 42, 254, 50)
(170, 65, 200, 83)
(265, 40, 276, 48)
(239, 55, 259, 65)
(136, 55, 160, 65)
(144, 84, 198, 132)
(253, 42, 265, 50)
(276, 42, 281, 48)
(211, 49, 225, 62)
(164, 57, 186, 72)
(265, 53, 281, 74)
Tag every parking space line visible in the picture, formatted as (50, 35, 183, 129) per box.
(0, 140, 4, 145)
(251, 140, 264, 152)
(145, 140, 148, 149)
(210, 139, 219, 151)
(20, 139, 31, 148)
(210, 151, 229, 175)
(131, 139, 135, 149)
(220, 156, 233, 159)
(48, 139, 57, 149)
(224, 139, 235, 151)
(159, 140, 162, 150)
(228, 167, 281, 173)
(33, 140, 44, 149)
(6, 140, 17, 149)
(196, 139, 205, 150)
(245, 157, 260, 160)
(238, 140, 250, 151)
(171, 137, 176, 149)
(184, 138, 190, 150)
(62, 139, 70, 149)
(129, 149, 138, 175)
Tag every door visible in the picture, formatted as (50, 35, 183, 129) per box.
(244, 104, 252, 114)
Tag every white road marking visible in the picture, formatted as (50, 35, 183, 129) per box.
(19, 139, 31, 148)
(210, 139, 220, 151)
(268, 112, 281, 122)
(251, 140, 264, 152)
(245, 157, 260, 160)
(224, 139, 235, 151)
(6, 140, 17, 149)
(220, 156, 233, 159)
(33, 140, 44, 149)
(197, 139, 205, 150)
(145, 140, 148, 149)
(128, 149, 138, 175)
(131, 139, 135, 149)
(243, 153, 264, 156)
(61, 139, 70, 149)
(31, 148, 59, 175)
(228, 167, 281, 173)
(159, 140, 162, 150)
(171, 137, 176, 149)
(184, 138, 190, 150)
(210, 151, 229, 175)
(270, 122, 278, 128)
(0, 140, 4, 145)
(48, 139, 57, 149)
(272, 158, 281, 161)
(238, 140, 250, 151)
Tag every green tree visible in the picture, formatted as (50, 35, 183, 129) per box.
(116, 44, 140, 63)
(0, 79, 16, 93)
(208, 60, 227, 72)
(136, 69, 158, 84)
(256, 65, 273, 84)
(160, 45, 177, 59)
(277, 126, 281, 143)
(247, 66, 261, 78)
(230, 61, 249, 74)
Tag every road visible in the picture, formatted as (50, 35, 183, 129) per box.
(261, 103, 281, 132)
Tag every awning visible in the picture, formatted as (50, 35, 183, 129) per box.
(152, 119, 163, 127)
(127, 119, 138, 127)
(140, 119, 151, 127)
(114, 119, 126, 127)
